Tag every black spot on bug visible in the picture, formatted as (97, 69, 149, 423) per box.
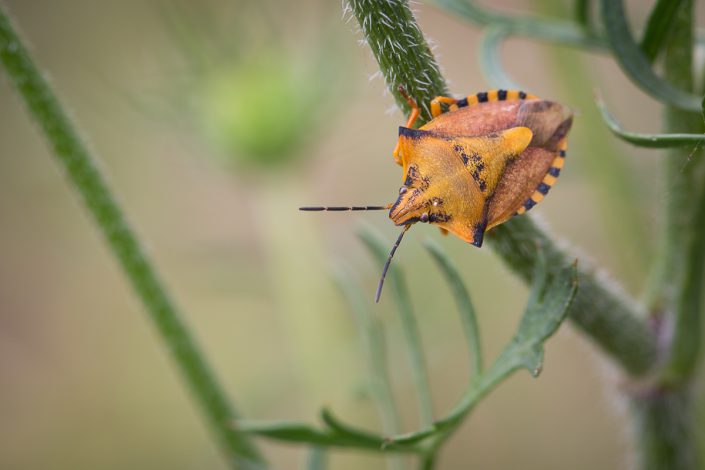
(519, 91, 527, 99)
(476, 162, 485, 172)
(559, 150, 566, 157)
(429, 212, 451, 223)
(549, 167, 561, 177)
(471, 221, 487, 247)
(399, 127, 426, 139)
(477, 92, 489, 103)
(454, 145, 471, 164)
(421, 176, 431, 190)
(470, 152, 482, 163)
(457, 97, 468, 108)
(478, 180, 487, 192)
(404, 165, 419, 186)
(537, 183, 550, 195)
(498, 89, 507, 100)
(523, 198, 536, 211)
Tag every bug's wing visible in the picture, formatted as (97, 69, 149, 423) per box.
(487, 102, 572, 228)
(486, 147, 558, 229)
(448, 127, 533, 196)
(437, 127, 533, 246)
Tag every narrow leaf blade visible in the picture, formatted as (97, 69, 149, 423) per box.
(596, 97, 705, 148)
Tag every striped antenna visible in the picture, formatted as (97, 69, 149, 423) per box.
(375, 225, 410, 303)
(299, 205, 390, 212)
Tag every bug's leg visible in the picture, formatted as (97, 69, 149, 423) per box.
(439, 227, 449, 236)
(398, 86, 420, 128)
(394, 86, 421, 164)
(430, 96, 459, 117)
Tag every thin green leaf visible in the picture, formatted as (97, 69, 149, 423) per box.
(237, 419, 423, 453)
(640, 0, 686, 63)
(237, 421, 343, 447)
(358, 227, 435, 426)
(424, 239, 483, 376)
(320, 408, 388, 448)
(332, 267, 401, 436)
(478, 27, 521, 90)
(387, 262, 578, 445)
(306, 447, 327, 470)
(443, 261, 576, 421)
(382, 426, 438, 446)
(332, 268, 404, 470)
(434, 0, 606, 50)
(600, 0, 701, 111)
(596, 97, 705, 148)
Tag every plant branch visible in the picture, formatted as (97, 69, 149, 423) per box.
(434, 0, 606, 50)
(0, 6, 264, 469)
(657, 0, 705, 384)
(634, 1, 703, 468)
(348, 0, 657, 376)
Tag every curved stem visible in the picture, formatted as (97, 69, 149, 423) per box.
(433, 0, 606, 50)
(348, 0, 657, 376)
(0, 6, 263, 469)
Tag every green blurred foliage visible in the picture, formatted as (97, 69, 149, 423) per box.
(200, 51, 318, 166)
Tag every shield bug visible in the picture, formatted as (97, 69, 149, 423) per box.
(302, 87, 573, 301)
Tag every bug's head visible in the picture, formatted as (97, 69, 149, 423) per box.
(389, 127, 463, 232)
(389, 163, 440, 227)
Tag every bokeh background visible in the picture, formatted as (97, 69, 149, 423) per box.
(0, 0, 702, 469)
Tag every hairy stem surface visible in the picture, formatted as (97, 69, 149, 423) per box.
(348, 0, 657, 376)
(637, 1, 703, 468)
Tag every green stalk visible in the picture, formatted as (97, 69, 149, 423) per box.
(0, 6, 263, 469)
(657, 0, 704, 383)
(348, 0, 657, 376)
(637, 1, 703, 468)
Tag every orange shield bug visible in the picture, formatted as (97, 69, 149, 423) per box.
(302, 87, 573, 301)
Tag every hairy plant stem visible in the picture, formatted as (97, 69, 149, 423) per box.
(637, 1, 703, 468)
(656, 0, 704, 383)
(348, 0, 657, 376)
(0, 7, 263, 469)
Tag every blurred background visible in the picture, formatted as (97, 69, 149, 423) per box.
(0, 0, 701, 469)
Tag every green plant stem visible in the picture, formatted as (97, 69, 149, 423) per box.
(0, 6, 263, 469)
(347, 0, 449, 122)
(657, 0, 704, 383)
(633, 387, 698, 470)
(637, 1, 703, 468)
(348, 0, 657, 376)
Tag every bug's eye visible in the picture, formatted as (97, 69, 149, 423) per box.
(399, 186, 408, 195)
(420, 212, 429, 223)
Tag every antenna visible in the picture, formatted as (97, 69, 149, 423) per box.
(299, 205, 390, 211)
(375, 225, 410, 303)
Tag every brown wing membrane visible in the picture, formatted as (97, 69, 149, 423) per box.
(421, 98, 573, 229)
